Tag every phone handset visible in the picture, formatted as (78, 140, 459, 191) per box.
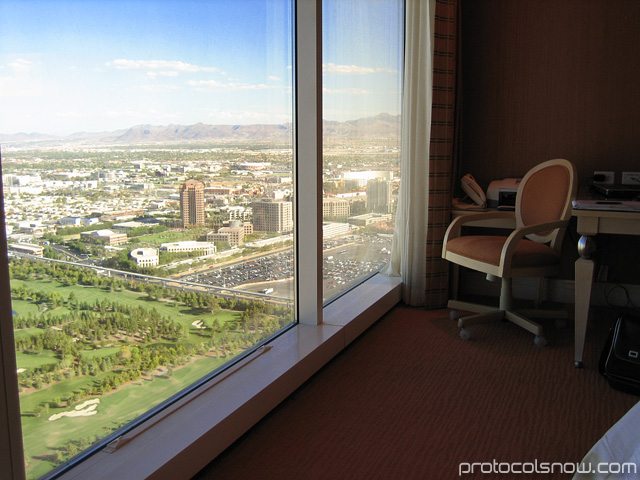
(461, 174, 487, 207)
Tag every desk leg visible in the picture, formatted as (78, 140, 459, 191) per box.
(575, 236, 596, 368)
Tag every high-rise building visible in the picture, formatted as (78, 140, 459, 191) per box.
(180, 180, 205, 228)
(322, 198, 351, 218)
(251, 199, 293, 232)
(366, 179, 392, 214)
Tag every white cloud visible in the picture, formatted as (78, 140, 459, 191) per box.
(323, 63, 395, 75)
(0, 58, 43, 97)
(188, 79, 269, 92)
(105, 59, 219, 77)
(8, 58, 33, 71)
(268, 75, 282, 81)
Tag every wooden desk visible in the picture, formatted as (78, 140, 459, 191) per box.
(573, 208, 640, 367)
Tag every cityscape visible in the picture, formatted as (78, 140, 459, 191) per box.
(1, 115, 400, 478)
(3, 115, 400, 298)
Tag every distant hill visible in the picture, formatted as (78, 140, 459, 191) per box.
(0, 113, 400, 146)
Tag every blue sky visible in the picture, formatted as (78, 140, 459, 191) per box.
(0, 0, 403, 135)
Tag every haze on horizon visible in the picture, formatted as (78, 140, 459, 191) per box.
(0, 0, 403, 137)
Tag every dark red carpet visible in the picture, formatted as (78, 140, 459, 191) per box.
(195, 305, 638, 479)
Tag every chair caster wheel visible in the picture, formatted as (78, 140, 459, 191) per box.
(574, 361, 583, 368)
(450, 309, 459, 322)
(534, 335, 547, 348)
(459, 328, 471, 341)
(555, 318, 567, 329)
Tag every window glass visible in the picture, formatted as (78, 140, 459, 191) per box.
(0, 1, 293, 478)
(322, 0, 404, 303)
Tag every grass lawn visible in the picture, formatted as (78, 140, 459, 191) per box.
(10, 278, 241, 337)
(11, 273, 252, 479)
(11, 298, 41, 317)
(80, 346, 122, 360)
(134, 229, 205, 246)
(13, 328, 45, 340)
(21, 354, 235, 480)
(16, 350, 60, 370)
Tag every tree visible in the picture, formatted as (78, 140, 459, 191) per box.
(206, 295, 221, 315)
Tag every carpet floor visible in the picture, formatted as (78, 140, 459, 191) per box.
(194, 304, 638, 479)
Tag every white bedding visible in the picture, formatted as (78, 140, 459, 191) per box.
(573, 401, 640, 479)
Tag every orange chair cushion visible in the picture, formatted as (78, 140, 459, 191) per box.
(520, 165, 571, 229)
(446, 236, 561, 268)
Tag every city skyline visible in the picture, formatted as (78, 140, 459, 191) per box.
(0, 0, 403, 136)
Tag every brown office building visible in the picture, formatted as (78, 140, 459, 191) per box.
(180, 180, 205, 228)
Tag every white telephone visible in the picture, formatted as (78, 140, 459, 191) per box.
(461, 174, 487, 207)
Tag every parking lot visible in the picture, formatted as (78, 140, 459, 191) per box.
(180, 233, 392, 301)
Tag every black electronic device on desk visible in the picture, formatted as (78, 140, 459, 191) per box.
(572, 199, 640, 212)
(590, 183, 640, 200)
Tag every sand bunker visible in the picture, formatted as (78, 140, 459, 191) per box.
(192, 320, 205, 329)
(48, 399, 100, 421)
(74, 398, 100, 410)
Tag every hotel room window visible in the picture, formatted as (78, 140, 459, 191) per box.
(0, 1, 295, 478)
(0, 0, 405, 478)
(321, 0, 404, 303)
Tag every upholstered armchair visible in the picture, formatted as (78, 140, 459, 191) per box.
(442, 159, 578, 346)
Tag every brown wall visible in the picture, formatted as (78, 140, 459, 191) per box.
(460, 0, 640, 191)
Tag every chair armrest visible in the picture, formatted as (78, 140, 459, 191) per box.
(443, 211, 516, 245)
(499, 219, 570, 272)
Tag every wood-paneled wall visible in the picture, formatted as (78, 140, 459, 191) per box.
(459, 0, 640, 191)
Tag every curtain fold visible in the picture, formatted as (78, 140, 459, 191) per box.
(383, 0, 435, 306)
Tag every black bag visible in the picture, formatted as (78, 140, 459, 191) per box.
(599, 314, 640, 395)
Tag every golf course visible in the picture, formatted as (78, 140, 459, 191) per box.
(10, 258, 291, 479)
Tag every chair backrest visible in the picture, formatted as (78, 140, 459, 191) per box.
(515, 159, 577, 249)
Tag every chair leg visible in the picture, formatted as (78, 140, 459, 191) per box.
(456, 310, 504, 341)
(504, 311, 543, 336)
(458, 310, 505, 328)
(499, 278, 512, 311)
(448, 278, 548, 346)
(447, 299, 500, 314)
(504, 311, 547, 347)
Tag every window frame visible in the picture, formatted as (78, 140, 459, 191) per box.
(294, 0, 323, 327)
(0, 1, 403, 478)
(0, 178, 25, 480)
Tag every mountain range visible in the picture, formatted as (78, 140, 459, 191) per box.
(1, 113, 400, 146)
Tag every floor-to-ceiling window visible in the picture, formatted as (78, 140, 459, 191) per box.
(0, 1, 295, 478)
(322, 0, 404, 303)
(0, 1, 404, 478)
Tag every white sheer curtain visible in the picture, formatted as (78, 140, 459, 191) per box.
(383, 0, 434, 306)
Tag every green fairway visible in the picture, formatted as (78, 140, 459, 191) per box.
(16, 350, 60, 370)
(11, 298, 41, 317)
(13, 328, 45, 340)
(21, 354, 235, 480)
(10, 277, 241, 336)
(10, 266, 270, 479)
(80, 346, 122, 359)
